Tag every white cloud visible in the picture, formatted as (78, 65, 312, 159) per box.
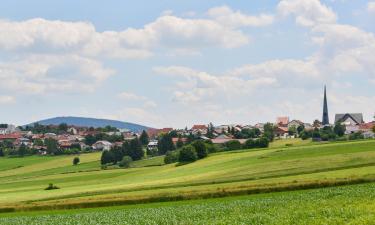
(0, 96, 15, 104)
(368, 2, 375, 14)
(277, 0, 337, 27)
(208, 6, 274, 28)
(154, 66, 277, 104)
(0, 54, 114, 94)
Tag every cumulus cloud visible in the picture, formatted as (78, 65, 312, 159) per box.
(277, 0, 337, 27)
(154, 66, 277, 104)
(0, 54, 114, 94)
(207, 5, 274, 28)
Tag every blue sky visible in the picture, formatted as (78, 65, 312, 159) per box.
(0, 0, 374, 128)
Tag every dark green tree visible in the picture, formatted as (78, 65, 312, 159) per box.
(333, 123, 346, 137)
(111, 146, 124, 163)
(139, 130, 149, 146)
(158, 133, 175, 155)
(164, 151, 179, 164)
(58, 123, 68, 132)
(225, 140, 242, 151)
(176, 138, 184, 148)
(178, 146, 197, 162)
(73, 157, 80, 165)
(45, 138, 58, 155)
(101, 150, 114, 165)
(18, 143, 28, 157)
(192, 140, 208, 159)
(128, 138, 144, 160)
(263, 123, 275, 141)
(85, 134, 97, 146)
(119, 156, 133, 168)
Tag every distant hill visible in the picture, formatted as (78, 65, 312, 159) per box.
(26, 116, 151, 133)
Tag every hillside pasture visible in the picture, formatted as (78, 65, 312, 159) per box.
(0, 140, 375, 211)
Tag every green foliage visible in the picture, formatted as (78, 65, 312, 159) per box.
(263, 123, 275, 141)
(288, 125, 297, 136)
(176, 138, 184, 148)
(100, 150, 114, 165)
(84, 134, 97, 146)
(139, 130, 149, 146)
(158, 133, 175, 155)
(0, 148, 4, 157)
(349, 132, 364, 140)
(119, 156, 133, 168)
(224, 140, 242, 151)
(44, 183, 59, 190)
(33, 138, 44, 146)
(18, 144, 28, 157)
(178, 146, 197, 162)
(128, 138, 144, 161)
(191, 140, 208, 159)
(333, 124, 346, 137)
(45, 138, 59, 155)
(164, 151, 179, 164)
(242, 137, 269, 149)
(73, 157, 80, 165)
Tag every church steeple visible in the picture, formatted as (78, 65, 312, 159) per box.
(322, 85, 329, 125)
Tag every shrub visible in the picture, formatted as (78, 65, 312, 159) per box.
(119, 156, 133, 168)
(45, 183, 59, 190)
(224, 140, 242, 151)
(349, 132, 364, 140)
(178, 146, 197, 162)
(192, 140, 208, 159)
(73, 157, 80, 165)
(206, 143, 218, 153)
(256, 137, 269, 148)
(164, 151, 179, 164)
(243, 139, 255, 149)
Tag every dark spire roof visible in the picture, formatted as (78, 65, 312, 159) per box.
(322, 85, 329, 125)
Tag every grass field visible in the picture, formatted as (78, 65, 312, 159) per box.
(1, 139, 375, 213)
(1, 182, 375, 224)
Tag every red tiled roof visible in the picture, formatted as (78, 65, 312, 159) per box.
(172, 137, 187, 144)
(276, 117, 289, 125)
(0, 134, 22, 140)
(359, 122, 375, 130)
(192, 125, 207, 130)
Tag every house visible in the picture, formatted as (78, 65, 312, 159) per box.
(44, 133, 57, 139)
(92, 141, 112, 151)
(147, 140, 158, 151)
(147, 128, 173, 138)
(172, 137, 187, 145)
(359, 122, 375, 138)
(335, 113, 364, 126)
(0, 133, 22, 142)
(274, 127, 289, 139)
(67, 127, 78, 135)
(276, 117, 289, 127)
(288, 120, 304, 129)
(0, 124, 17, 135)
(191, 125, 208, 135)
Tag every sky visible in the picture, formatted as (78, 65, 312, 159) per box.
(0, 0, 374, 128)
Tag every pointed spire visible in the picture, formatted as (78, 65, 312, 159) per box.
(322, 85, 329, 125)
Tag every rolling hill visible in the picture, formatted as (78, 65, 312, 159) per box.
(26, 116, 151, 133)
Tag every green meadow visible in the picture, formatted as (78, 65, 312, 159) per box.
(1, 182, 375, 224)
(1, 139, 375, 216)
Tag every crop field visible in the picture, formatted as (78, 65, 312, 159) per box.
(1, 139, 375, 213)
(1, 182, 375, 224)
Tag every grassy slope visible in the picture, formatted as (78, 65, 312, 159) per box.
(1, 182, 375, 224)
(1, 139, 375, 211)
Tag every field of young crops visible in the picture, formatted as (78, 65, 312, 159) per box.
(1, 139, 375, 212)
(1, 182, 375, 225)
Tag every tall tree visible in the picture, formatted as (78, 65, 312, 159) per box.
(18, 143, 28, 157)
(101, 150, 114, 165)
(192, 140, 208, 159)
(128, 138, 144, 160)
(45, 138, 58, 155)
(139, 130, 149, 146)
(158, 133, 175, 155)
